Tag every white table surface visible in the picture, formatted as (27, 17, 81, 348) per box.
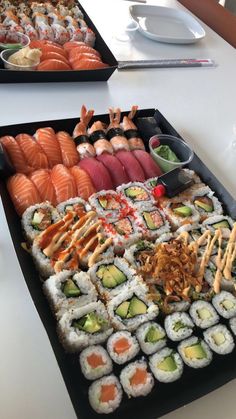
(0, 1, 236, 418)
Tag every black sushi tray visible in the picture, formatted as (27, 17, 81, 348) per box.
(0, 108, 236, 419)
(0, 3, 118, 83)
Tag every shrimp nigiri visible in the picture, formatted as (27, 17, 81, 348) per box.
(89, 120, 113, 157)
(73, 105, 96, 159)
(121, 106, 145, 151)
(106, 108, 130, 152)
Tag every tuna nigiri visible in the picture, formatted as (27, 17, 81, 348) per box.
(7, 173, 42, 216)
(69, 166, 96, 200)
(0, 135, 32, 174)
(115, 150, 145, 182)
(56, 131, 79, 167)
(132, 150, 163, 178)
(34, 127, 62, 168)
(79, 158, 114, 191)
(30, 169, 57, 206)
(16, 133, 49, 170)
(96, 154, 129, 188)
(51, 164, 77, 203)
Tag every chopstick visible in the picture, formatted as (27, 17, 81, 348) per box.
(118, 59, 216, 69)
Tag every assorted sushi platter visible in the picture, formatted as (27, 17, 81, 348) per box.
(0, 0, 117, 82)
(0, 107, 236, 419)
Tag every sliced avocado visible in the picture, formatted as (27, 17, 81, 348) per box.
(98, 197, 108, 209)
(212, 332, 226, 346)
(72, 312, 102, 334)
(115, 301, 130, 319)
(125, 187, 141, 198)
(197, 308, 212, 320)
(157, 355, 177, 372)
(194, 200, 213, 212)
(31, 211, 44, 226)
(212, 220, 230, 230)
(145, 326, 165, 343)
(173, 321, 187, 332)
(97, 265, 107, 279)
(173, 206, 192, 217)
(184, 343, 207, 359)
(62, 278, 81, 298)
(222, 299, 235, 310)
(102, 270, 117, 289)
(143, 212, 156, 230)
(127, 296, 147, 318)
(108, 265, 126, 285)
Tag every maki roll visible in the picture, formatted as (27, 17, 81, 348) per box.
(189, 301, 219, 329)
(145, 177, 159, 190)
(164, 312, 194, 341)
(212, 291, 236, 319)
(107, 284, 159, 332)
(79, 345, 113, 380)
(43, 270, 98, 319)
(191, 186, 223, 220)
(117, 182, 155, 208)
(124, 240, 155, 269)
(203, 324, 235, 355)
(178, 336, 212, 368)
(58, 301, 113, 352)
(202, 215, 235, 239)
(229, 317, 236, 336)
(88, 375, 123, 414)
(155, 232, 174, 244)
(161, 200, 200, 230)
(21, 202, 60, 243)
(137, 207, 170, 241)
(149, 347, 184, 383)
(120, 359, 154, 397)
(102, 215, 142, 254)
(107, 331, 140, 364)
(88, 257, 141, 301)
(88, 190, 130, 218)
(56, 197, 91, 217)
(136, 321, 166, 355)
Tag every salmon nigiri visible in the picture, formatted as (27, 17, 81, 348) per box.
(0, 135, 32, 174)
(56, 131, 79, 167)
(72, 59, 109, 71)
(30, 169, 57, 206)
(70, 166, 96, 200)
(16, 133, 49, 170)
(37, 59, 71, 71)
(7, 173, 42, 216)
(51, 164, 77, 203)
(34, 127, 62, 168)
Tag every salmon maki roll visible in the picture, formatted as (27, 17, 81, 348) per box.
(16, 133, 49, 170)
(115, 150, 145, 182)
(7, 173, 42, 216)
(30, 169, 57, 206)
(34, 127, 62, 168)
(51, 164, 77, 203)
(0, 135, 32, 174)
(69, 166, 96, 200)
(79, 158, 114, 191)
(56, 131, 79, 168)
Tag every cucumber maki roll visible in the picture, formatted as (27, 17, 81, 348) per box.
(58, 301, 113, 352)
(22, 202, 60, 243)
(79, 345, 113, 380)
(107, 284, 159, 332)
(117, 182, 155, 208)
(178, 336, 212, 368)
(107, 331, 140, 364)
(161, 200, 200, 230)
(164, 312, 194, 341)
(212, 291, 236, 319)
(89, 190, 129, 218)
(137, 207, 170, 240)
(43, 270, 98, 319)
(136, 321, 166, 355)
(149, 347, 184, 383)
(203, 324, 235, 355)
(202, 215, 235, 239)
(124, 240, 155, 269)
(56, 197, 91, 217)
(120, 359, 154, 398)
(189, 301, 219, 329)
(88, 375, 123, 414)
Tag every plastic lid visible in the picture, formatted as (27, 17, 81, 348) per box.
(153, 184, 166, 198)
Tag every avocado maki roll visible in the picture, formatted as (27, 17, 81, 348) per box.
(43, 270, 98, 319)
(162, 200, 200, 230)
(191, 186, 223, 220)
(58, 301, 113, 352)
(117, 182, 155, 208)
(107, 331, 140, 364)
(178, 336, 212, 368)
(88, 375, 123, 414)
(164, 312, 194, 341)
(149, 347, 184, 383)
(22, 202, 60, 243)
(203, 324, 235, 355)
(79, 345, 113, 380)
(189, 301, 219, 329)
(89, 190, 129, 218)
(124, 240, 155, 269)
(137, 207, 170, 240)
(119, 359, 154, 398)
(107, 284, 159, 332)
(56, 197, 91, 217)
(212, 291, 236, 319)
(136, 321, 166, 355)
(202, 215, 235, 239)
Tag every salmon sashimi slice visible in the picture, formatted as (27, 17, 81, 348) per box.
(30, 169, 57, 206)
(72, 59, 109, 71)
(56, 131, 79, 167)
(37, 59, 71, 71)
(0, 135, 32, 174)
(130, 368, 148, 386)
(69, 166, 96, 200)
(99, 384, 116, 403)
(7, 173, 42, 216)
(34, 127, 62, 168)
(87, 353, 106, 369)
(51, 164, 77, 203)
(79, 158, 114, 191)
(114, 338, 131, 354)
(16, 133, 49, 170)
